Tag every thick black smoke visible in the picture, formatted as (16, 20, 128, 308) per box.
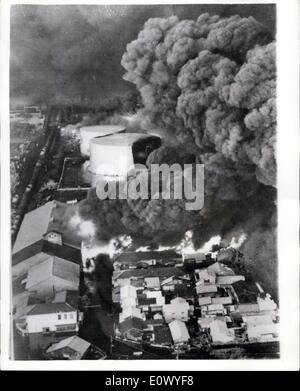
(79, 12, 277, 295)
(10, 4, 275, 106)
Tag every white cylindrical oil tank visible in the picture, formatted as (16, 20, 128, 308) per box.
(89, 133, 161, 185)
(80, 125, 125, 156)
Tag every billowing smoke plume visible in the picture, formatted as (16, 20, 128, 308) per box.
(121, 13, 276, 187)
(78, 12, 277, 294)
(10, 4, 275, 106)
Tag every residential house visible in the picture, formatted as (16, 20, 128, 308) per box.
(119, 306, 145, 323)
(45, 336, 91, 360)
(113, 250, 182, 270)
(163, 297, 190, 323)
(152, 325, 173, 347)
(118, 317, 145, 341)
(209, 318, 235, 344)
(168, 320, 190, 344)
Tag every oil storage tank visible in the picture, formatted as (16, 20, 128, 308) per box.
(89, 133, 161, 186)
(80, 125, 125, 156)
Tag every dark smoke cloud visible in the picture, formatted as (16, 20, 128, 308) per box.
(10, 5, 277, 294)
(10, 4, 275, 106)
(79, 11, 277, 294)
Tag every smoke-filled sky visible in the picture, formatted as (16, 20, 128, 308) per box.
(10, 4, 275, 106)
(11, 4, 278, 297)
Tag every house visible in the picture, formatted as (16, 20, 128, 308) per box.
(236, 303, 260, 315)
(114, 267, 185, 285)
(153, 325, 173, 346)
(119, 306, 145, 323)
(120, 285, 137, 300)
(24, 257, 80, 299)
(198, 296, 212, 306)
(12, 201, 82, 278)
(209, 318, 235, 344)
(118, 317, 145, 341)
(216, 275, 245, 285)
(201, 303, 226, 316)
(197, 316, 216, 330)
(232, 280, 261, 303)
(196, 283, 218, 296)
(211, 296, 232, 305)
(247, 322, 278, 342)
(45, 336, 91, 360)
(145, 277, 160, 289)
(195, 269, 216, 285)
(257, 293, 277, 313)
(168, 320, 190, 344)
(163, 297, 190, 323)
(15, 302, 79, 337)
(113, 250, 181, 270)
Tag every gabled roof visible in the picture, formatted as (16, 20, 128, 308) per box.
(46, 336, 90, 356)
(153, 325, 172, 345)
(119, 317, 144, 333)
(25, 257, 79, 290)
(53, 290, 79, 308)
(12, 201, 82, 264)
(13, 201, 56, 254)
(27, 302, 76, 315)
(116, 267, 185, 280)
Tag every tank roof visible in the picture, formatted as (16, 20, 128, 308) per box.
(90, 132, 160, 147)
(80, 125, 125, 135)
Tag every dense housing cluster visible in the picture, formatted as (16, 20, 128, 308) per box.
(112, 250, 279, 353)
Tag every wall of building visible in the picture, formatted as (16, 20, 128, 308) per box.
(27, 310, 77, 333)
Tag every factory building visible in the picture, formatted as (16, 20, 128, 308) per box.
(80, 125, 125, 156)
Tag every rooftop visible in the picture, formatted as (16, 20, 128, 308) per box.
(113, 250, 181, 265)
(153, 325, 173, 345)
(90, 133, 160, 147)
(116, 267, 185, 281)
(27, 302, 76, 315)
(13, 201, 56, 254)
(80, 125, 125, 135)
(119, 316, 144, 333)
(25, 257, 79, 290)
(46, 336, 90, 356)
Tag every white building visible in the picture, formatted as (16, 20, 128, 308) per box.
(209, 318, 235, 344)
(119, 306, 145, 323)
(120, 285, 137, 300)
(168, 320, 190, 344)
(162, 297, 190, 323)
(17, 303, 78, 335)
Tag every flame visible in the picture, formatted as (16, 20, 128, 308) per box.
(229, 233, 247, 249)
